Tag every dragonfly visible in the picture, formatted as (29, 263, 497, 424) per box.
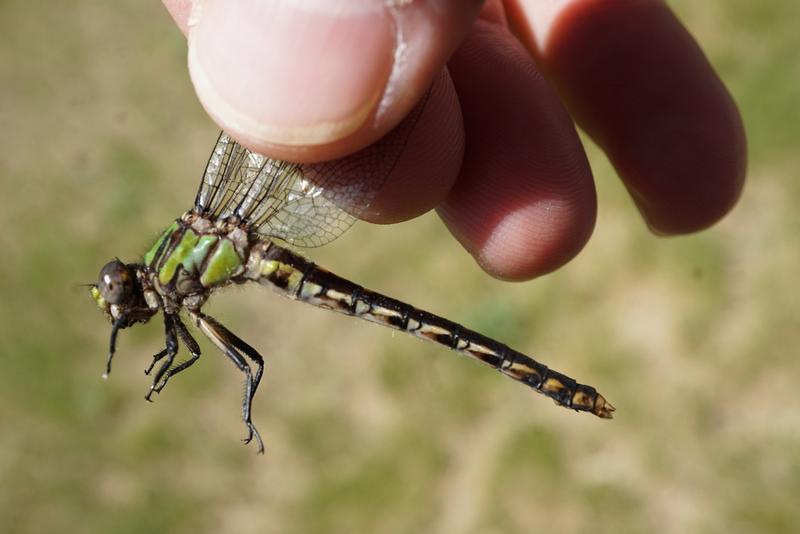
(90, 95, 614, 453)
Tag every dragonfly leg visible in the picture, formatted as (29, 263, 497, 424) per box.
(102, 317, 125, 379)
(213, 322, 264, 432)
(189, 311, 265, 454)
(152, 317, 202, 394)
(144, 347, 169, 376)
(144, 314, 178, 402)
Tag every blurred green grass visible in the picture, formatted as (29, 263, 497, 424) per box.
(1, 1, 799, 533)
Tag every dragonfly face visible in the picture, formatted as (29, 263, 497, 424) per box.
(91, 259, 156, 327)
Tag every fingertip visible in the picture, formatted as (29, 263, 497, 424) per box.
(442, 18, 596, 281)
(626, 96, 747, 235)
(521, 0, 747, 235)
(467, 197, 596, 281)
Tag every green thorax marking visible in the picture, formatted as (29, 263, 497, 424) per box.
(199, 238, 243, 287)
(147, 219, 245, 288)
(158, 227, 201, 286)
(143, 221, 179, 267)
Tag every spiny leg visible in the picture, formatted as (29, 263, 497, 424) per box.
(210, 320, 265, 435)
(202, 314, 265, 449)
(152, 317, 202, 394)
(144, 314, 178, 402)
(190, 311, 265, 454)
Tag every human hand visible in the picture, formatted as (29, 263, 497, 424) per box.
(163, 0, 746, 281)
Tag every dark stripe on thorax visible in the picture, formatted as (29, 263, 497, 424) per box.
(151, 221, 187, 272)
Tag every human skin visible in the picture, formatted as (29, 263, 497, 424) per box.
(162, 0, 746, 281)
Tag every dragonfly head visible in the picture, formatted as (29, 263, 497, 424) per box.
(91, 259, 158, 380)
(91, 259, 155, 326)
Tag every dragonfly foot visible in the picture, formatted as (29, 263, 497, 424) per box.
(146, 347, 170, 376)
(153, 379, 168, 394)
(243, 422, 264, 454)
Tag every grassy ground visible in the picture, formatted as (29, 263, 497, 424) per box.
(1, 1, 798, 533)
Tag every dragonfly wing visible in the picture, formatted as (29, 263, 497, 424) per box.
(195, 132, 239, 216)
(253, 174, 359, 247)
(192, 90, 430, 248)
(191, 134, 354, 247)
(193, 133, 297, 221)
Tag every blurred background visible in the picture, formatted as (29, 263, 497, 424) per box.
(1, 1, 798, 533)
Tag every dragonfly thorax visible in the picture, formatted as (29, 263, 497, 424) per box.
(142, 213, 253, 304)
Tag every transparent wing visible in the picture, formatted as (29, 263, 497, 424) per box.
(193, 91, 429, 248)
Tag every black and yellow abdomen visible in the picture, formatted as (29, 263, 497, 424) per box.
(249, 243, 615, 418)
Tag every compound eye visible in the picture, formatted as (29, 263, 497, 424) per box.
(98, 260, 134, 305)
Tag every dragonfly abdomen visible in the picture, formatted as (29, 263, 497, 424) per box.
(249, 242, 614, 419)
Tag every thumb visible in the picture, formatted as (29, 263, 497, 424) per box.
(164, 0, 481, 162)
